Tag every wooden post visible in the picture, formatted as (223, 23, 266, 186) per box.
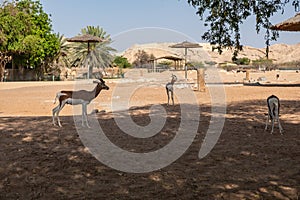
(197, 68, 206, 92)
(184, 48, 187, 79)
(246, 69, 250, 81)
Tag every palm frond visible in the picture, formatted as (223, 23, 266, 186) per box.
(67, 26, 116, 73)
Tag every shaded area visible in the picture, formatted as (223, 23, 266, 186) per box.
(0, 100, 299, 199)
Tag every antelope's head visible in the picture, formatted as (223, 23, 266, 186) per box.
(93, 78, 109, 90)
(171, 74, 177, 82)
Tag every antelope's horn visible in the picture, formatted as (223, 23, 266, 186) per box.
(93, 79, 101, 84)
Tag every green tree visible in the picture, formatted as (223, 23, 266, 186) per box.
(252, 58, 274, 70)
(188, 61, 205, 69)
(0, 0, 59, 81)
(235, 57, 251, 65)
(69, 26, 116, 78)
(159, 60, 173, 66)
(187, 0, 299, 61)
(44, 33, 72, 78)
(55, 34, 71, 68)
(113, 56, 132, 68)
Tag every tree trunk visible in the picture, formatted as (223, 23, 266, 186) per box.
(0, 63, 4, 82)
(88, 65, 93, 79)
(0, 52, 9, 82)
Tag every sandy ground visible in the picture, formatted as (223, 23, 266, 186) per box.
(0, 70, 299, 199)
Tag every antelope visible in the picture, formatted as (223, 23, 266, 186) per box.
(265, 95, 283, 134)
(52, 78, 109, 127)
(166, 74, 177, 106)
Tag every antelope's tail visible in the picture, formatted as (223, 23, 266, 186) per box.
(53, 92, 66, 104)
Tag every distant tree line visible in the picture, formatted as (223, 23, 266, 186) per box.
(219, 57, 299, 71)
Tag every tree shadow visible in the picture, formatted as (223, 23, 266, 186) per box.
(0, 100, 299, 199)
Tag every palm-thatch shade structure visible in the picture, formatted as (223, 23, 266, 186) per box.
(169, 41, 202, 79)
(67, 34, 104, 79)
(270, 13, 300, 31)
(149, 55, 184, 72)
(67, 34, 104, 53)
(170, 41, 203, 49)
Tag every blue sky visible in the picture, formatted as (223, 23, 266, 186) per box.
(39, 0, 299, 52)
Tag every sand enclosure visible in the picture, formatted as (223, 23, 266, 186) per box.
(0, 69, 299, 199)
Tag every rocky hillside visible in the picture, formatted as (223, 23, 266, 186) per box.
(121, 42, 300, 64)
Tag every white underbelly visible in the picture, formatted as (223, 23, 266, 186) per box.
(65, 98, 88, 105)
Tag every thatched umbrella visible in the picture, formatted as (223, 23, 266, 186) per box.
(169, 41, 202, 79)
(67, 34, 104, 52)
(67, 34, 104, 79)
(270, 13, 300, 31)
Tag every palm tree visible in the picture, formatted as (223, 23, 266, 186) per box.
(55, 33, 71, 68)
(70, 26, 116, 78)
(45, 33, 73, 79)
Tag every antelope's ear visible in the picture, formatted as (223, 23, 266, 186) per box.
(100, 78, 105, 83)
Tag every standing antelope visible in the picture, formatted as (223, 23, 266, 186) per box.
(52, 78, 109, 127)
(166, 74, 177, 106)
(265, 95, 283, 134)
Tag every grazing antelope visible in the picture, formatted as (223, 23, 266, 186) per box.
(265, 95, 283, 134)
(52, 78, 109, 127)
(166, 74, 177, 106)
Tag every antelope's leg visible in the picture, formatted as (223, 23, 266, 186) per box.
(81, 103, 85, 127)
(82, 103, 90, 128)
(52, 105, 60, 125)
(277, 117, 284, 134)
(171, 90, 174, 105)
(265, 114, 269, 131)
(271, 118, 275, 134)
(166, 88, 170, 106)
(56, 101, 67, 127)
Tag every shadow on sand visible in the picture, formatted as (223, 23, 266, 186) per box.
(0, 100, 299, 199)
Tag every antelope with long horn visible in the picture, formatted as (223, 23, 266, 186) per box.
(52, 78, 109, 127)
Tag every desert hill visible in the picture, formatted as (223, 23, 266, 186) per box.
(121, 42, 300, 64)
